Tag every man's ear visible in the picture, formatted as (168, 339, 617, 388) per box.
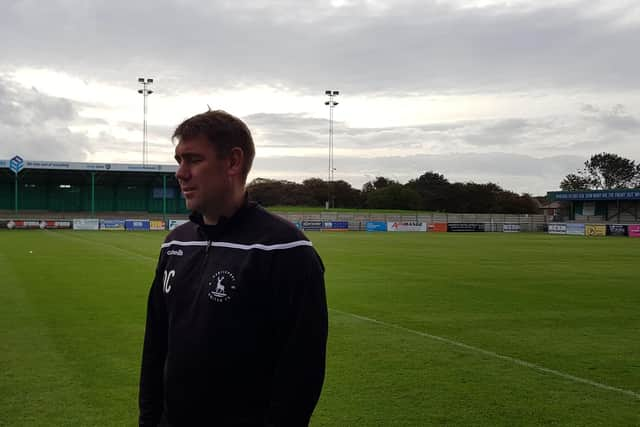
(228, 147, 245, 177)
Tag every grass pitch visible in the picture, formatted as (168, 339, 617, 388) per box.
(0, 230, 638, 426)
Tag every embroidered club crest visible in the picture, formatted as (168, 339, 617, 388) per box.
(208, 270, 237, 302)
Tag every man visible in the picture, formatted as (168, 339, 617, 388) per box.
(139, 110, 328, 426)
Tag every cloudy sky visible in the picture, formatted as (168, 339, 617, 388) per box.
(1, 0, 639, 195)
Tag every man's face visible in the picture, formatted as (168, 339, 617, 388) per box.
(174, 136, 231, 214)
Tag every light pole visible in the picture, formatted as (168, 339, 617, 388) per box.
(324, 90, 339, 208)
(138, 77, 154, 166)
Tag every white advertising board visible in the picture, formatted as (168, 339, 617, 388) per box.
(168, 219, 189, 230)
(73, 218, 100, 231)
(387, 222, 427, 232)
(548, 223, 567, 235)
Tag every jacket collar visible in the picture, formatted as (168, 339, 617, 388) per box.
(188, 192, 253, 231)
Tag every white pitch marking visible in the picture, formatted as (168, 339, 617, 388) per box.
(330, 308, 640, 400)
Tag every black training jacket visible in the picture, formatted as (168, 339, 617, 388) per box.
(139, 201, 328, 426)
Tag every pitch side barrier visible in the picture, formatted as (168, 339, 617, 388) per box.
(546, 222, 640, 237)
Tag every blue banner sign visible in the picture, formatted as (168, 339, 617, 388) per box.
(549, 190, 640, 201)
(324, 221, 349, 230)
(100, 219, 125, 230)
(125, 219, 150, 231)
(566, 223, 585, 236)
(366, 221, 387, 232)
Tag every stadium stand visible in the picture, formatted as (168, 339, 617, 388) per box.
(0, 159, 186, 219)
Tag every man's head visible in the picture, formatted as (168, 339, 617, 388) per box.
(173, 110, 255, 218)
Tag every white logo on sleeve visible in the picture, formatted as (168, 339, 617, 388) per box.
(163, 269, 175, 294)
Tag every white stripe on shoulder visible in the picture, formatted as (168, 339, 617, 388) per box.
(212, 240, 312, 251)
(161, 239, 312, 251)
(161, 240, 209, 249)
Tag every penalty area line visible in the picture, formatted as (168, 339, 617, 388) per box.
(329, 308, 640, 401)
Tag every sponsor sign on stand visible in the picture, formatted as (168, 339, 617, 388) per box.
(323, 221, 349, 231)
(100, 219, 125, 230)
(628, 224, 640, 237)
(168, 219, 189, 230)
(428, 223, 447, 232)
(447, 223, 485, 232)
(607, 224, 628, 236)
(566, 223, 586, 236)
(585, 224, 606, 237)
(387, 222, 427, 232)
(548, 223, 567, 235)
(503, 224, 520, 233)
(125, 219, 150, 231)
(73, 218, 100, 230)
(150, 220, 166, 231)
(366, 221, 387, 232)
(302, 220, 323, 231)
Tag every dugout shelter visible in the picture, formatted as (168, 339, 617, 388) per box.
(0, 158, 185, 218)
(547, 189, 640, 223)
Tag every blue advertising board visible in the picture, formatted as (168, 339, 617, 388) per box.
(100, 219, 125, 230)
(366, 221, 387, 232)
(566, 223, 585, 236)
(324, 221, 349, 231)
(125, 219, 150, 231)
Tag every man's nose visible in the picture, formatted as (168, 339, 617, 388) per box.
(176, 163, 190, 182)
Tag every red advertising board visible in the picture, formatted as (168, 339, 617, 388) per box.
(428, 223, 447, 232)
(629, 224, 640, 238)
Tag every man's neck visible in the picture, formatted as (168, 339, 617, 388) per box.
(202, 190, 246, 225)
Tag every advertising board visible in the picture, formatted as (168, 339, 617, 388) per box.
(125, 219, 150, 231)
(387, 222, 427, 232)
(628, 224, 640, 238)
(503, 224, 520, 233)
(168, 219, 188, 230)
(585, 224, 606, 237)
(566, 223, 585, 236)
(428, 223, 447, 232)
(150, 220, 166, 231)
(40, 220, 72, 229)
(100, 219, 125, 230)
(447, 223, 485, 232)
(548, 223, 567, 235)
(606, 224, 628, 237)
(323, 221, 349, 231)
(301, 220, 323, 231)
(73, 218, 100, 231)
(366, 221, 387, 232)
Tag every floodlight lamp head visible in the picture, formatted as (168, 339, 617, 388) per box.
(333, 91, 339, 95)
(138, 89, 143, 93)
(324, 101, 330, 105)
(138, 77, 145, 83)
(325, 90, 331, 95)
(147, 78, 154, 84)
(147, 90, 153, 94)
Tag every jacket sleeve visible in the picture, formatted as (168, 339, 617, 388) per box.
(139, 261, 168, 427)
(266, 246, 328, 427)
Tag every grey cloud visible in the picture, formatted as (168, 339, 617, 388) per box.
(1, 0, 639, 94)
(0, 77, 92, 160)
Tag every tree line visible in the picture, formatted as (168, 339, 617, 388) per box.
(560, 153, 640, 191)
(247, 172, 539, 213)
